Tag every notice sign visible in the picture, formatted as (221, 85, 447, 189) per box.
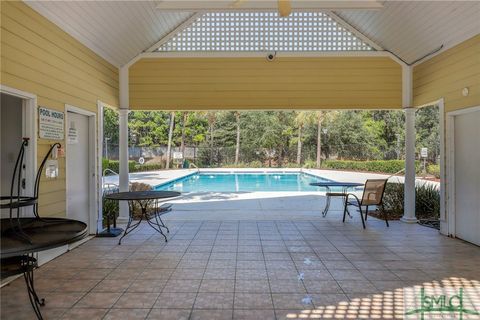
(68, 121, 78, 144)
(39, 107, 64, 140)
(420, 147, 428, 158)
(173, 152, 183, 159)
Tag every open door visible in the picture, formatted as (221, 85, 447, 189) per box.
(0, 89, 36, 218)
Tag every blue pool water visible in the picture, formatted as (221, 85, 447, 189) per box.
(154, 172, 333, 192)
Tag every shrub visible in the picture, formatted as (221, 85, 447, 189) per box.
(415, 183, 440, 218)
(102, 158, 110, 172)
(382, 182, 440, 219)
(129, 182, 154, 219)
(281, 163, 302, 168)
(302, 160, 318, 169)
(102, 158, 136, 173)
(322, 160, 421, 174)
(102, 195, 119, 228)
(133, 163, 164, 172)
(427, 164, 440, 178)
(249, 160, 263, 168)
(103, 158, 164, 173)
(221, 163, 249, 168)
(382, 182, 404, 216)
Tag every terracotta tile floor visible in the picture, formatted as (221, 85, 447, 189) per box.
(1, 218, 479, 319)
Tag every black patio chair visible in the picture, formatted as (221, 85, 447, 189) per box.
(343, 179, 389, 229)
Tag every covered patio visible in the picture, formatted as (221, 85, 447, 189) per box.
(2, 214, 479, 320)
(1, 1, 479, 319)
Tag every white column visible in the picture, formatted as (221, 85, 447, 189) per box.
(402, 108, 417, 222)
(118, 108, 129, 222)
(118, 65, 130, 223)
(401, 65, 417, 223)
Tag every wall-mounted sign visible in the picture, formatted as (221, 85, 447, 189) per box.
(68, 121, 78, 144)
(420, 147, 428, 158)
(39, 107, 64, 140)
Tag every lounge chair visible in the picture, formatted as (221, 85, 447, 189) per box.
(343, 179, 389, 229)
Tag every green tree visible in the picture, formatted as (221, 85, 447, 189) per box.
(416, 105, 440, 162)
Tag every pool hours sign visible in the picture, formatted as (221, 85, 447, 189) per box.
(39, 107, 64, 140)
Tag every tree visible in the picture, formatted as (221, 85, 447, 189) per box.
(235, 111, 241, 164)
(294, 112, 305, 165)
(103, 108, 119, 145)
(416, 105, 440, 162)
(165, 112, 175, 169)
(316, 111, 324, 168)
(101, 108, 438, 168)
(206, 111, 217, 165)
(180, 111, 188, 158)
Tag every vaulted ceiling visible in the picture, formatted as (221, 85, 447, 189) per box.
(25, 1, 480, 67)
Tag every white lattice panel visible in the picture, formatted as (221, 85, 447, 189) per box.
(158, 12, 373, 52)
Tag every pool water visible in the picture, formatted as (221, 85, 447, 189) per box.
(154, 172, 333, 192)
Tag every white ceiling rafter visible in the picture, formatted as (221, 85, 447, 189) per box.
(145, 12, 202, 52)
(325, 11, 383, 51)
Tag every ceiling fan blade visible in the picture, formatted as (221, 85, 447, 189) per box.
(278, 0, 291, 17)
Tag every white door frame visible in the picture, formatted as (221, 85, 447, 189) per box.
(65, 104, 98, 234)
(97, 100, 105, 233)
(446, 105, 480, 237)
(0, 85, 37, 202)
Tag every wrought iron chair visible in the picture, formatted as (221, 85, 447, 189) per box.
(343, 179, 389, 229)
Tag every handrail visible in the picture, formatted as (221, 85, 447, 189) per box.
(386, 168, 405, 179)
(102, 183, 119, 194)
(189, 162, 198, 169)
(103, 168, 118, 176)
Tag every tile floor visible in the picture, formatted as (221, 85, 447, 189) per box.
(1, 216, 479, 319)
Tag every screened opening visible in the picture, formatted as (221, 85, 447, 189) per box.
(157, 12, 374, 52)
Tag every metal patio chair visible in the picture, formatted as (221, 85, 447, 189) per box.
(343, 179, 389, 229)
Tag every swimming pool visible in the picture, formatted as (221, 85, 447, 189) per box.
(154, 172, 334, 192)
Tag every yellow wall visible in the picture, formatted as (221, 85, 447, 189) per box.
(413, 35, 480, 112)
(1, 2, 119, 217)
(130, 57, 402, 110)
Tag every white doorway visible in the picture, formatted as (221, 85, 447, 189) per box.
(0, 86, 37, 218)
(66, 105, 97, 234)
(447, 106, 480, 245)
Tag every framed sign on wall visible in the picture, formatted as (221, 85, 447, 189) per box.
(39, 107, 64, 140)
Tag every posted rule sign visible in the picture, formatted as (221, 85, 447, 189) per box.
(39, 107, 64, 140)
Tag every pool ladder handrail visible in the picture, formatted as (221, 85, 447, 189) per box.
(103, 168, 118, 176)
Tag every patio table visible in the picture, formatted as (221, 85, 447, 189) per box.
(309, 182, 363, 217)
(105, 190, 181, 244)
(1, 217, 88, 320)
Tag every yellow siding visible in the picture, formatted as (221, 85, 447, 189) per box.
(413, 35, 480, 112)
(1, 2, 119, 217)
(130, 57, 402, 110)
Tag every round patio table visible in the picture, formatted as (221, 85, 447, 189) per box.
(105, 191, 181, 244)
(1, 217, 88, 320)
(310, 182, 364, 217)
